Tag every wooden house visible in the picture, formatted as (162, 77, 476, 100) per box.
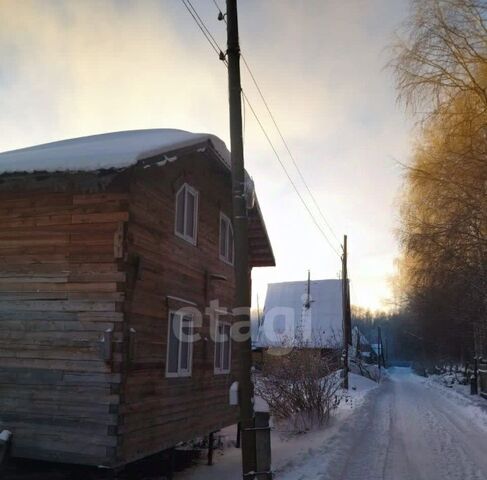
(0, 129, 275, 467)
(351, 325, 374, 362)
(253, 279, 343, 367)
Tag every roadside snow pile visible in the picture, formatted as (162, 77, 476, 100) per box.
(424, 374, 487, 432)
(431, 369, 469, 387)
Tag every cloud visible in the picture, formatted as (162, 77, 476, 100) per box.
(0, 0, 412, 311)
(0, 0, 229, 150)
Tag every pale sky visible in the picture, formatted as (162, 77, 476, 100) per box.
(0, 0, 413, 311)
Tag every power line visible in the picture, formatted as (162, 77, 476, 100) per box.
(180, 0, 341, 258)
(241, 57, 341, 245)
(180, 0, 223, 58)
(211, 0, 340, 246)
(241, 91, 341, 257)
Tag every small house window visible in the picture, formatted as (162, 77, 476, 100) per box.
(175, 183, 198, 245)
(166, 311, 193, 377)
(219, 213, 234, 265)
(214, 321, 231, 374)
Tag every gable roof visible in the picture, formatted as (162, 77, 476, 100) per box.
(256, 279, 343, 348)
(0, 129, 275, 267)
(0, 129, 229, 174)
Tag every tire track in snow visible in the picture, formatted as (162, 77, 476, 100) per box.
(279, 368, 487, 480)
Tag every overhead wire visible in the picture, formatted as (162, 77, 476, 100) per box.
(241, 56, 341, 245)
(241, 91, 342, 257)
(210, 1, 340, 246)
(180, 0, 342, 258)
(181, 0, 223, 59)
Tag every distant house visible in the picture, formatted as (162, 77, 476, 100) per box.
(351, 325, 371, 360)
(0, 129, 275, 468)
(255, 279, 343, 352)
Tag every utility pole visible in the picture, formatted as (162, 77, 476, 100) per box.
(377, 326, 383, 371)
(304, 270, 311, 309)
(226, 1, 257, 478)
(256, 293, 262, 329)
(342, 235, 352, 389)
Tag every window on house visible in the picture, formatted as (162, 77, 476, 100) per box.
(166, 311, 193, 377)
(175, 183, 198, 245)
(219, 213, 234, 265)
(214, 321, 231, 374)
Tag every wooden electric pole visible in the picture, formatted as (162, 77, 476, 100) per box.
(226, 1, 257, 478)
(342, 235, 352, 389)
(378, 327, 386, 369)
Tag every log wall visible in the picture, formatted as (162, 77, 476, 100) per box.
(119, 154, 240, 463)
(0, 153, 272, 467)
(0, 187, 127, 466)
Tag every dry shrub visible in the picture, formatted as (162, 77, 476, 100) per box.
(255, 348, 342, 432)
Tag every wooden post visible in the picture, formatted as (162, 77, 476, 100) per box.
(168, 447, 176, 480)
(342, 235, 351, 389)
(207, 432, 215, 466)
(378, 326, 384, 371)
(254, 411, 272, 479)
(236, 421, 241, 448)
(0, 430, 12, 470)
(471, 356, 479, 395)
(226, 0, 257, 478)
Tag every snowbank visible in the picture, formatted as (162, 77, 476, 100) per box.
(424, 374, 487, 432)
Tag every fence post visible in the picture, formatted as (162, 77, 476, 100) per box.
(0, 430, 12, 469)
(254, 410, 272, 479)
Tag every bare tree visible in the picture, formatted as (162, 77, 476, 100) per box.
(390, 0, 487, 118)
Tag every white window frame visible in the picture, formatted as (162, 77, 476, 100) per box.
(175, 183, 199, 245)
(166, 310, 194, 378)
(219, 212, 234, 265)
(214, 320, 232, 374)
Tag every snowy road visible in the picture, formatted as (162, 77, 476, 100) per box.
(281, 368, 487, 480)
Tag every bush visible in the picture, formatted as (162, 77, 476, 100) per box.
(255, 348, 342, 432)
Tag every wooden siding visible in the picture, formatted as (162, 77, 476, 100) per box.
(0, 188, 127, 466)
(0, 150, 273, 467)
(119, 154, 240, 463)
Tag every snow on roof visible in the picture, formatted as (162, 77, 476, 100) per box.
(370, 344, 380, 354)
(352, 325, 370, 346)
(0, 129, 230, 174)
(256, 279, 343, 349)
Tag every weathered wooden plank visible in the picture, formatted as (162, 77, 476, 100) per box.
(0, 254, 68, 264)
(0, 320, 118, 332)
(73, 193, 129, 205)
(11, 446, 112, 466)
(0, 367, 121, 385)
(71, 212, 129, 224)
(0, 282, 119, 292)
(0, 358, 113, 372)
(0, 412, 116, 430)
(0, 300, 118, 312)
(0, 343, 123, 362)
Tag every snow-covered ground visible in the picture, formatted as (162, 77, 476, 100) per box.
(175, 373, 378, 479)
(424, 372, 487, 433)
(283, 367, 487, 480)
(176, 368, 487, 480)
